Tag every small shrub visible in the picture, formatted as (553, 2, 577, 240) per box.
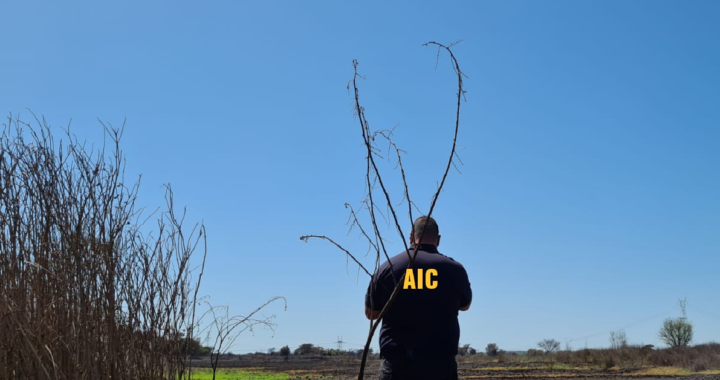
(497, 351, 506, 363)
(527, 348, 543, 358)
(691, 357, 709, 372)
(604, 357, 616, 370)
(579, 348, 592, 364)
(556, 350, 572, 364)
(485, 343, 499, 357)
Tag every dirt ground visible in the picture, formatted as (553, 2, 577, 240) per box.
(193, 355, 720, 380)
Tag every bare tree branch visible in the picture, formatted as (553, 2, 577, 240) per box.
(299, 235, 371, 277)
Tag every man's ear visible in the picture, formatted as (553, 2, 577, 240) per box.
(436, 235, 441, 247)
(409, 231, 415, 245)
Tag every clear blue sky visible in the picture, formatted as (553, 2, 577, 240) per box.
(2, 1, 718, 353)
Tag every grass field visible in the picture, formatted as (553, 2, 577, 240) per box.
(189, 368, 290, 380)
(188, 367, 336, 380)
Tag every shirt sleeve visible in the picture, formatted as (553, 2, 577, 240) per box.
(365, 267, 389, 311)
(457, 265, 472, 309)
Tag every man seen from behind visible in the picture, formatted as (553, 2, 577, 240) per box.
(365, 216, 472, 380)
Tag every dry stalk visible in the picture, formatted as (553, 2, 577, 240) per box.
(196, 297, 287, 380)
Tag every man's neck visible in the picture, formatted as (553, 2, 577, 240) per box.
(411, 243, 438, 253)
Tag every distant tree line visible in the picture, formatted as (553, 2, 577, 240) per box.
(291, 343, 374, 357)
(210, 342, 485, 358)
(187, 307, 695, 363)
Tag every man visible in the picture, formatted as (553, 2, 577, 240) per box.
(365, 216, 472, 380)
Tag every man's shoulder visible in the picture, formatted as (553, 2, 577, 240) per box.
(432, 252, 463, 268)
(438, 252, 468, 267)
(378, 251, 410, 271)
(437, 252, 459, 262)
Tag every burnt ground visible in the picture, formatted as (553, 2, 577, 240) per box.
(192, 355, 720, 380)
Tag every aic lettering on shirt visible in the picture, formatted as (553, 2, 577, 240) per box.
(403, 268, 438, 289)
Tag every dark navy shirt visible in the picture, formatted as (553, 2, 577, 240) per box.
(365, 244, 472, 357)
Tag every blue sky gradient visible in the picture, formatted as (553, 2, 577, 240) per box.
(2, 1, 718, 353)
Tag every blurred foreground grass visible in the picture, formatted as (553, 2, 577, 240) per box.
(190, 368, 289, 380)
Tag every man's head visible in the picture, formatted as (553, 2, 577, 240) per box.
(410, 216, 441, 247)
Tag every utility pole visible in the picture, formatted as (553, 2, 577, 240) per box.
(679, 298, 688, 320)
(335, 336, 345, 351)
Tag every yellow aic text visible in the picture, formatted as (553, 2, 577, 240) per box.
(403, 268, 438, 289)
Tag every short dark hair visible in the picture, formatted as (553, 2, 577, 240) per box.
(412, 216, 439, 241)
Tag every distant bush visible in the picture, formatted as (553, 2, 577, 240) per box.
(458, 344, 477, 356)
(294, 343, 317, 355)
(555, 350, 572, 363)
(610, 329, 628, 349)
(659, 317, 693, 347)
(527, 348, 544, 358)
(538, 339, 561, 354)
(485, 343, 499, 357)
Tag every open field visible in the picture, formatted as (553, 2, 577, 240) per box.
(188, 355, 720, 380)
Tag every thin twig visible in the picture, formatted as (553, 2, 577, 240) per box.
(299, 235, 372, 277)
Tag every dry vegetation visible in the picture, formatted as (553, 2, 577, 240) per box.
(460, 343, 720, 374)
(453, 346, 720, 379)
(184, 344, 720, 379)
(0, 114, 206, 379)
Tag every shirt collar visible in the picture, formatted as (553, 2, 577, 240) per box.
(410, 243, 439, 253)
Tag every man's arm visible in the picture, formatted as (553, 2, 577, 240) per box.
(457, 264, 472, 311)
(365, 305, 381, 320)
(365, 267, 388, 320)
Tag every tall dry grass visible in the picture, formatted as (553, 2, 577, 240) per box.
(0, 114, 206, 380)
